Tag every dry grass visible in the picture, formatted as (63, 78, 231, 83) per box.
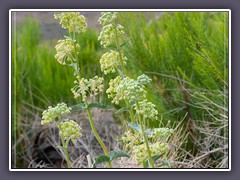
(12, 100, 228, 169)
(12, 102, 124, 168)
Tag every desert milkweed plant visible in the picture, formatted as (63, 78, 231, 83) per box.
(41, 12, 130, 168)
(41, 11, 173, 168)
(98, 12, 173, 168)
(41, 102, 81, 168)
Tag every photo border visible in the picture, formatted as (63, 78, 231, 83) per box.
(9, 8, 231, 172)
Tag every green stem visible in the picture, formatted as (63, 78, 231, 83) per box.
(142, 161, 147, 168)
(85, 101, 113, 168)
(61, 137, 71, 168)
(114, 19, 126, 76)
(136, 102, 155, 168)
(116, 41, 125, 76)
(64, 147, 71, 168)
(68, 30, 81, 77)
(140, 121, 154, 168)
(125, 100, 135, 123)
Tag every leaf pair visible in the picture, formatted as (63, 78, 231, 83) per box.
(128, 122, 154, 135)
(92, 150, 130, 168)
(71, 103, 113, 112)
(145, 155, 171, 168)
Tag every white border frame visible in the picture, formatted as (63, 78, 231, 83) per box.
(9, 9, 231, 171)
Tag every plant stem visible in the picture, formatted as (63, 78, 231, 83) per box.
(140, 121, 155, 168)
(142, 161, 147, 168)
(125, 100, 135, 123)
(136, 102, 155, 168)
(64, 146, 71, 168)
(114, 19, 126, 76)
(68, 30, 81, 77)
(85, 101, 113, 168)
(61, 137, 71, 168)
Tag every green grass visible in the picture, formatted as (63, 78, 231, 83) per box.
(13, 16, 105, 108)
(118, 12, 229, 166)
(118, 11, 228, 119)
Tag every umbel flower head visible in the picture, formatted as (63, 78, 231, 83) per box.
(98, 12, 118, 25)
(98, 24, 124, 48)
(122, 130, 170, 164)
(149, 128, 174, 139)
(71, 76, 104, 101)
(99, 50, 127, 74)
(106, 76, 146, 104)
(134, 100, 158, 120)
(55, 39, 79, 65)
(54, 12, 87, 33)
(122, 131, 144, 150)
(106, 76, 122, 104)
(41, 102, 72, 125)
(137, 74, 152, 85)
(132, 142, 169, 164)
(58, 119, 82, 144)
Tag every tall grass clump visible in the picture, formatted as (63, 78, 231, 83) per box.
(118, 12, 229, 168)
(12, 16, 41, 167)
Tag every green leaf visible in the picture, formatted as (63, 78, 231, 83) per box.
(64, 35, 72, 40)
(92, 155, 110, 168)
(71, 63, 80, 76)
(130, 101, 136, 107)
(120, 39, 129, 47)
(157, 160, 171, 167)
(114, 107, 130, 115)
(145, 154, 162, 168)
(87, 103, 113, 110)
(64, 35, 76, 42)
(128, 122, 142, 132)
(70, 103, 86, 112)
(144, 129, 154, 135)
(109, 150, 130, 161)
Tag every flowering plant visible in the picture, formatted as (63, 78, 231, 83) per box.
(41, 11, 173, 169)
(41, 12, 131, 168)
(98, 12, 173, 168)
(41, 103, 81, 168)
(41, 102, 71, 125)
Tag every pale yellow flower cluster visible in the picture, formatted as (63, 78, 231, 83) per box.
(132, 142, 169, 164)
(41, 102, 71, 125)
(108, 74, 158, 120)
(134, 100, 158, 120)
(106, 76, 147, 105)
(137, 74, 152, 85)
(122, 131, 144, 150)
(106, 76, 122, 104)
(71, 76, 104, 101)
(98, 12, 124, 48)
(122, 130, 170, 164)
(149, 128, 174, 140)
(100, 50, 127, 74)
(58, 119, 82, 144)
(98, 24, 124, 48)
(54, 12, 87, 33)
(98, 12, 117, 25)
(55, 39, 79, 65)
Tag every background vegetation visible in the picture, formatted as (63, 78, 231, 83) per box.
(12, 11, 229, 168)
